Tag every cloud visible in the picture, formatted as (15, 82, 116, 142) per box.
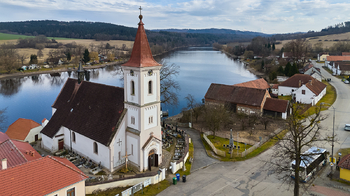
(0, 0, 350, 33)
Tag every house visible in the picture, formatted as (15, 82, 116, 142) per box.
(310, 71, 323, 82)
(205, 84, 270, 115)
(233, 78, 270, 90)
(271, 84, 279, 95)
(326, 61, 350, 76)
(263, 98, 289, 119)
(317, 53, 329, 62)
(41, 14, 162, 172)
(6, 118, 43, 143)
(325, 56, 350, 66)
(28, 64, 39, 69)
(342, 52, 350, 56)
(338, 154, 350, 182)
(0, 155, 88, 196)
(282, 52, 293, 59)
(0, 132, 10, 143)
(0, 139, 41, 169)
(300, 63, 323, 81)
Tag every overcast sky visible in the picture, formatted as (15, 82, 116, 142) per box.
(0, 0, 349, 34)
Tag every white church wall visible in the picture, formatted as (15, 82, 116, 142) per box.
(126, 132, 140, 167)
(143, 72, 158, 104)
(112, 118, 126, 169)
(42, 127, 64, 152)
(125, 105, 140, 131)
(64, 127, 111, 170)
(24, 126, 43, 143)
(126, 71, 140, 105)
(144, 105, 158, 130)
(41, 134, 53, 152)
(143, 139, 161, 171)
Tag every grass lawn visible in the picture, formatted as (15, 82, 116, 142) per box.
(176, 142, 194, 176)
(278, 95, 292, 101)
(201, 130, 288, 162)
(336, 148, 350, 160)
(86, 180, 171, 196)
(0, 32, 74, 41)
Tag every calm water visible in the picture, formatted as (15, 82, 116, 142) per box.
(0, 47, 256, 131)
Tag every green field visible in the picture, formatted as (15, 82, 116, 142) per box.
(0, 32, 74, 41)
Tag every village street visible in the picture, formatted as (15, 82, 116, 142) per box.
(158, 61, 350, 196)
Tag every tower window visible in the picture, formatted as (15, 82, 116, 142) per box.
(130, 70, 134, 76)
(149, 116, 153, 124)
(93, 142, 98, 154)
(148, 80, 152, 94)
(131, 116, 135, 125)
(131, 81, 135, 95)
(72, 132, 76, 143)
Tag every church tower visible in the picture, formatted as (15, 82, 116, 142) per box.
(121, 10, 163, 171)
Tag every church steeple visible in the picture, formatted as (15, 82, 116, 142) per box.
(122, 8, 161, 68)
(77, 60, 84, 84)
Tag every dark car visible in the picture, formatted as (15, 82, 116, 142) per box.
(345, 124, 350, 131)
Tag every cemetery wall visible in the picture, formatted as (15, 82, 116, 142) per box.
(203, 133, 226, 157)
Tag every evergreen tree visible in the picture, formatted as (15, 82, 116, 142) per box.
(67, 52, 71, 61)
(29, 54, 38, 64)
(83, 49, 90, 63)
(269, 71, 277, 81)
(277, 66, 284, 74)
(284, 62, 291, 76)
(272, 43, 275, 51)
(261, 60, 265, 70)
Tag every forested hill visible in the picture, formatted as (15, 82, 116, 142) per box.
(152, 28, 269, 37)
(0, 20, 268, 44)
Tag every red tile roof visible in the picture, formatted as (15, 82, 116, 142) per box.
(333, 61, 350, 71)
(327, 56, 350, 61)
(342, 52, 350, 56)
(41, 118, 47, 123)
(338, 154, 350, 170)
(272, 84, 279, 89)
(263, 98, 289, 113)
(0, 139, 41, 169)
(6, 118, 40, 141)
(0, 155, 88, 196)
(279, 74, 313, 88)
(41, 78, 126, 146)
(122, 15, 161, 68)
(0, 132, 10, 143)
(205, 84, 268, 107)
(305, 80, 327, 96)
(234, 78, 270, 90)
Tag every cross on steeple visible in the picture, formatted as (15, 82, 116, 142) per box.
(139, 6, 142, 15)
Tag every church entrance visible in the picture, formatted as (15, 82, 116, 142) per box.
(148, 149, 158, 171)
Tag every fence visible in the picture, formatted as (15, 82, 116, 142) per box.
(121, 178, 152, 196)
(170, 134, 190, 174)
(241, 128, 283, 157)
(203, 132, 226, 157)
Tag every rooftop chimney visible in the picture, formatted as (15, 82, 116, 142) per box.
(309, 80, 312, 85)
(2, 158, 7, 170)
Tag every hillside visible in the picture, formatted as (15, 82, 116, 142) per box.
(152, 28, 270, 37)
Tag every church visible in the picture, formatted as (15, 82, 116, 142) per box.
(41, 13, 163, 172)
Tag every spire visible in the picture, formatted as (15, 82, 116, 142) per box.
(122, 8, 161, 68)
(77, 60, 84, 84)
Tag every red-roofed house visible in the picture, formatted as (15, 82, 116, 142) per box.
(0, 139, 41, 169)
(0, 155, 88, 196)
(0, 132, 10, 143)
(233, 78, 270, 90)
(263, 98, 289, 119)
(338, 154, 350, 182)
(6, 118, 42, 143)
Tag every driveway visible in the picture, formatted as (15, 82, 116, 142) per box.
(182, 128, 218, 171)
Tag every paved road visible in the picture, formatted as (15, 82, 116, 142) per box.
(183, 128, 218, 172)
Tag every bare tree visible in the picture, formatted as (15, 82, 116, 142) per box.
(37, 49, 44, 59)
(184, 94, 204, 123)
(204, 104, 230, 138)
(17, 54, 28, 65)
(160, 60, 180, 106)
(283, 39, 311, 68)
(260, 116, 272, 130)
(0, 43, 18, 73)
(267, 103, 329, 196)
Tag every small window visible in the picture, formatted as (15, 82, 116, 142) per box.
(131, 81, 135, 95)
(131, 117, 135, 125)
(302, 90, 305, 95)
(131, 144, 133, 155)
(93, 142, 98, 154)
(130, 70, 134, 76)
(67, 187, 75, 196)
(148, 81, 152, 94)
(118, 151, 121, 161)
(149, 116, 153, 124)
(72, 132, 76, 143)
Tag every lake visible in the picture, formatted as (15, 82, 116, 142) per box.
(0, 47, 257, 131)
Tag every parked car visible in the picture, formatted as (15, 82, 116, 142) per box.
(345, 124, 350, 131)
(344, 80, 349, 84)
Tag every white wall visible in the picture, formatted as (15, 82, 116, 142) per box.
(143, 105, 158, 130)
(127, 132, 139, 167)
(294, 85, 315, 105)
(271, 88, 278, 94)
(143, 138, 161, 171)
(65, 127, 111, 170)
(125, 105, 140, 131)
(48, 180, 86, 196)
(282, 112, 287, 119)
(24, 126, 42, 143)
(112, 118, 126, 170)
(143, 72, 158, 104)
(125, 70, 140, 105)
(52, 108, 57, 116)
(278, 86, 298, 96)
(41, 127, 64, 152)
(41, 134, 53, 152)
(310, 73, 322, 82)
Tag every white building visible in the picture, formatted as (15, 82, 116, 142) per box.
(6, 118, 42, 143)
(41, 14, 162, 172)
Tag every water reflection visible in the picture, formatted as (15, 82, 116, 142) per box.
(0, 78, 25, 97)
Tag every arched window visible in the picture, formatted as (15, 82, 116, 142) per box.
(148, 80, 152, 94)
(131, 81, 135, 95)
(72, 132, 76, 143)
(93, 142, 98, 154)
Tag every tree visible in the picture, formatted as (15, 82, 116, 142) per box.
(66, 52, 71, 61)
(17, 54, 28, 65)
(29, 54, 38, 64)
(267, 104, 329, 196)
(269, 71, 277, 81)
(261, 59, 265, 70)
(204, 104, 229, 138)
(272, 43, 276, 51)
(83, 49, 90, 63)
(184, 94, 203, 123)
(160, 61, 180, 106)
(284, 62, 291, 76)
(260, 116, 271, 130)
(37, 49, 44, 59)
(0, 108, 7, 132)
(0, 43, 18, 73)
(277, 66, 284, 74)
(89, 51, 99, 62)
